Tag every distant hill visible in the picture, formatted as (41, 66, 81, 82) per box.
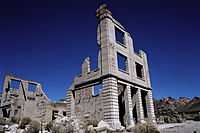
(177, 97, 200, 113)
(154, 96, 200, 123)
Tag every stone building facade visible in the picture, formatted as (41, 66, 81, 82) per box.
(0, 75, 50, 122)
(0, 75, 67, 123)
(66, 4, 156, 129)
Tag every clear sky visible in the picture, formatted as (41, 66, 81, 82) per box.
(0, 0, 199, 101)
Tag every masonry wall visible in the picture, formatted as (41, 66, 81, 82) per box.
(66, 4, 156, 129)
(0, 75, 50, 122)
(72, 86, 104, 123)
(45, 102, 68, 122)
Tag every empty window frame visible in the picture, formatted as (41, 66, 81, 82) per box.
(28, 83, 37, 92)
(115, 26, 125, 46)
(52, 110, 59, 120)
(63, 111, 67, 116)
(117, 52, 128, 72)
(92, 84, 102, 96)
(10, 80, 21, 89)
(117, 83, 126, 126)
(27, 96, 35, 101)
(14, 109, 18, 116)
(135, 62, 144, 79)
(141, 90, 148, 118)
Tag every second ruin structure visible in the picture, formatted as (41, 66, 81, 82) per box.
(0, 75, 67, 123)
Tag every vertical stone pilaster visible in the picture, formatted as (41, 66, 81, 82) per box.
(102, 77, 121, 129)
(146, 90, 156, 124)
(139, 50, 151, 88)
(1, 75, 10, 106)
(136, 89, 145, 123)
(82, 57, 91, 77)
(66, 83, 75, 117)
(66, 91, 72, 117)
(125, 85, 134, 126)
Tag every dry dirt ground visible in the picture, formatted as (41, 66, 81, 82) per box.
(158, 121, 200, 133)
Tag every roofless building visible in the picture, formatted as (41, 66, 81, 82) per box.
(66, 4, 156, 129)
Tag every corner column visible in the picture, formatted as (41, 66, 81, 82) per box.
(102, 77, 121, 129)
(66, 91, 73, 117)
(146, 90, 156, 124)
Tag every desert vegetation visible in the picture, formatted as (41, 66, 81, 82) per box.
(154, 97, 200, 124)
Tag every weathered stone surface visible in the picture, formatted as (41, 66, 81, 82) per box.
(54, 116, 81, 133)
(0, 4, 157, 131)
(0, 75, 67, 123)
(98, 120, 110, 129)
(0, 75, 50, 122)
(66, 4, 156, 130)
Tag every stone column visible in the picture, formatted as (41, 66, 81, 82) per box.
(136, 89, 145, 123)
(82, 57, 91, 77)
(146, 90, 156, 124)
(66, 91, 73, 117)
(1, 75, 10, 106)
(125, 85, 134, 127)
(139, 50, 151, 88)
(102, 77, 121, 129)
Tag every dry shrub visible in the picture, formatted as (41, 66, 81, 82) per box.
(0, 117, 11, 125)
(129, 123, 159, 133)
(25, 120, 40, 133)
(19, 117, 31, 129)
(51, 124, 73, 133)
(11, 117, 20, 124)
(45, 121, 53, 131)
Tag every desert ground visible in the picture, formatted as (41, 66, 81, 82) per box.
(158, 121, 200, 133)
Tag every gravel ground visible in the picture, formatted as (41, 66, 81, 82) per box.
(158, 121, 200, 133)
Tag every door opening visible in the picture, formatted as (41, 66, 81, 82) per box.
(118, 84, 126, 126)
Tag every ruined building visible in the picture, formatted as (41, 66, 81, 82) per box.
(0, 75, 67, 123)
(0, 75, 50, 122)
(0, 4, 156, 130)
(66, 5, 156, 129)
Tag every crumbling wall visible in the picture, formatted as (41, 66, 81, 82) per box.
(72, 86, 103, 123)
(45, 102, 68, 122)
(66, 4, 156, 130)
(0, 75, 50, 122)
(66, 57, 104, 123)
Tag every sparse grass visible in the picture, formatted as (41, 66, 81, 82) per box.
(19, 117, 31, 129)
(0, 117, 11, 125)
(10, 117, 20, 124)
(128, 123, 159, 133)
(25, 120, 40, 133)
(194, 115, 200, 121)
(45, 121, 53, 132)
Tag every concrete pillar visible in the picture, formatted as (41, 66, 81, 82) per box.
(125, 85, 134, 126)
(136, 89, 145, 123)
(82, 57, 90, 77)
(1, 75, 10, 106)
(66, 83, 75, 117)
(146, 90, 156, 124)
(102, 77, 121, 129)
(66, 91, 73, 117)
(139, 50, 151, 88)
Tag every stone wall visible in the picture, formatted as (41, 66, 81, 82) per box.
(0, 75, 48, 123)
(73, 85, 103, 123)
(66, 4, 156, 130)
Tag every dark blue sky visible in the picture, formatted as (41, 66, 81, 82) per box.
(0, 0, 200, 101)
